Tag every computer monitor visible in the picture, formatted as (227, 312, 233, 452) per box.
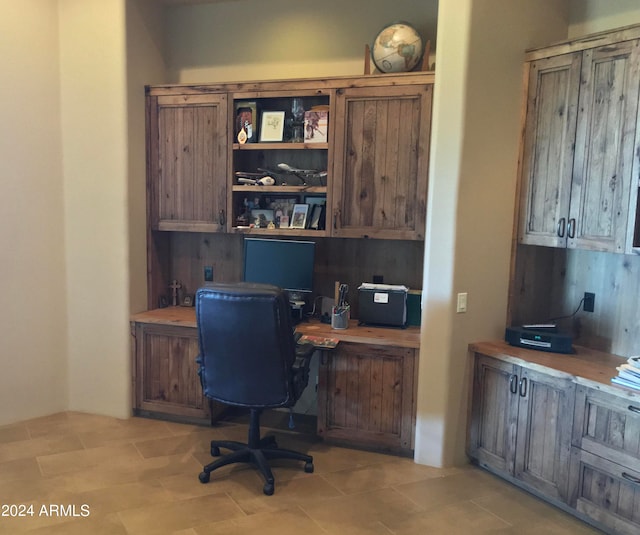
(242, 238, 315, 300)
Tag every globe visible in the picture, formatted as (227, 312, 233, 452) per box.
(371, 22, 423, 73)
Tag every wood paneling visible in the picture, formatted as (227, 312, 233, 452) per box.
(155, 233, 423, 319)
(509, 244, 640, 357)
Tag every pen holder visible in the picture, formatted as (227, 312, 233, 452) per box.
(331, 305, 350, 330)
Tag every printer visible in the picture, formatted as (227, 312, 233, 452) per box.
(358, 283, 408, 327)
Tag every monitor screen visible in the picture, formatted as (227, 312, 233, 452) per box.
(243, 238, 315, 295)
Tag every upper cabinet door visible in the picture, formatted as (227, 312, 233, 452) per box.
(518, 53, 582, 247)
(331, 85, 432, 240)
(569, 40, 640, 253)
(149, 94, 228, 232)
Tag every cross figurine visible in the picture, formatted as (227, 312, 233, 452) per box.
(169, 279, 182, 307)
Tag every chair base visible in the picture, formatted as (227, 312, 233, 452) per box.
(198, 409, 314, 495)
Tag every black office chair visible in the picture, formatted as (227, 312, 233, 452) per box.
(195, 282, 315, 495)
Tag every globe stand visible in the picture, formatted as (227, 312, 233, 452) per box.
(363, 39, 431, 75)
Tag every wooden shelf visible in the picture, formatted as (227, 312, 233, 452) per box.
(231, 185, 326, 194)
(230, 226, 327, 237)
(233, 142, 328, 150)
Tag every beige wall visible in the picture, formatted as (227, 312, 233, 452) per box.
(0, 0, 68, 424)
(126, 0, 167, 315)
(569, 0, 640, 37)
(59, 0, 130, 418)
(417, 0, 569, 467)
(164, 0, 438, 82)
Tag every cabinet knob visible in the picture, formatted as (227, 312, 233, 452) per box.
(557, 218, 566, 237)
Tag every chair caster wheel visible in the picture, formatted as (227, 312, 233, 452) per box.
(304, 461, 314, 473)
(210, 446, 220, 456)
(263, 481, 274, 495)
(198, 471, 210, 484)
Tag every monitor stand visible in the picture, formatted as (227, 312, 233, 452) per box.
(288, 292, 306, 324)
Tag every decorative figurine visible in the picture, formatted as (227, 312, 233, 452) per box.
(169, 279, 182, 307)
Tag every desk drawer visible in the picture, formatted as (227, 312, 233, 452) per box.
(569, 447, 640, 535)
(572, 386, 640, 468)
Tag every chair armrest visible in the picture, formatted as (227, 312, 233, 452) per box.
(291, 342, 315, 401)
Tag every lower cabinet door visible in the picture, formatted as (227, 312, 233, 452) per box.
(514, 368, 575, 502)
(133, 322, 210, 420)
(569, 447, 640, 535)
(467, 354, 519, 474)
(317, 342, 417, 453)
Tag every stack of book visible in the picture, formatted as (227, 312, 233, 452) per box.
(612, 356, 640, 391)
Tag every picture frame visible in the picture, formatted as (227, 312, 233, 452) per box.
(290, 204, 309, 229)
(181, 294, 194, 307)
(250, 209, 275, 228)
(309, 203, 324, 230)
(303, 195, 326, 206)
(259, 111, 285, 142)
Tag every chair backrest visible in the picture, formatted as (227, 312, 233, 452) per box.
(195, 282, 298, 408)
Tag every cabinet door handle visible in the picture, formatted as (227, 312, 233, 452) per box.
(509, 374, 518, 394)
(628, 405, 640, 414)
(333, 209, 340, 230)
(219, 209, 226, 226)
(519, 377, 528, 397)
(567, 218, 575, 239)
(557, 217, 566, 237)
(622, 472, 640, 485)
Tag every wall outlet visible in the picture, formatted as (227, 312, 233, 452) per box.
(204, 266, 214, 282)
(583, 292, 595, 312)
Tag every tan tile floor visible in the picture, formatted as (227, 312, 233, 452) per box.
(0, 412, 603, 534)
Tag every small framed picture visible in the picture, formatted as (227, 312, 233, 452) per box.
(304, 195, 326, 206)
(309, 203, 324, 230)
(259, 111, 285, 142)
(250, 209, 275, 228)
(181, 294, 194, 307)
(290, 204, 309, 229)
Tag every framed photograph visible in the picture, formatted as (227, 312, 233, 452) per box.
(309, 203, 324, 230)
(250, 209, 275, 228)
(290, 204, 309, 229)
(181, 294, 194, 307)
(259, 111, 285, 142)
(304, 195, 326, 206)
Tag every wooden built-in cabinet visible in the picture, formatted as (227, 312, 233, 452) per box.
(131, 308, 420, 453)
(132, 313, 216, 422)
(468, 341, 640, 535)
(332, 84, 432, 240)
(468, 353, 574, 502)
(317, 341, 418, 454)
(147, 93, 228, 232)
(570, 386, 640, 535)
(517, 32, 640, 254)
(146, 73, 433, 240)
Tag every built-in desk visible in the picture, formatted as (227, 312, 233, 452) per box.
(130, 307, 420, 454)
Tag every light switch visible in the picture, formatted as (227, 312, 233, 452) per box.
(456, 292, 468, 313)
